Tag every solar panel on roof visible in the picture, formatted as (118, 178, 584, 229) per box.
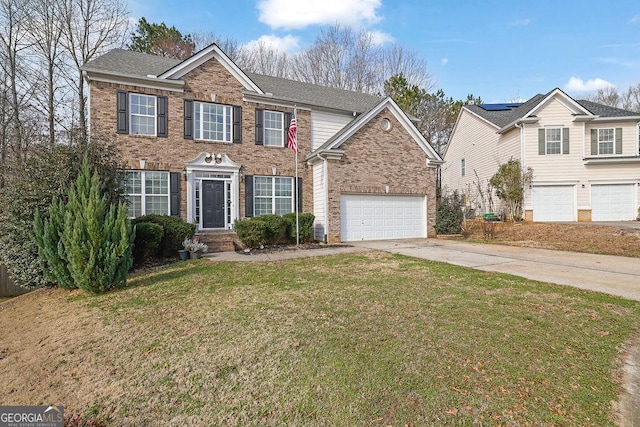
(478, 103, 523, 111)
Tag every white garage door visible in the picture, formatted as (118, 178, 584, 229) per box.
(340, 194, 426, 241)
(591, 184, 636, 221)
(532, 185, 575, 222)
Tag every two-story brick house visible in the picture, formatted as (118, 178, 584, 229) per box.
(442, 88, 640, 222)
(82, 44, 443, 245)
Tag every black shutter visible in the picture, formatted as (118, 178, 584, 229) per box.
(233, 105, 242, 143)
(184, 99, 193, 139)
(157, 96, 168, 137)
(116, 90, 128, 134)
(297, 177, 303, 212)
(170, 172, 180, 217)
(245, 175, 253, 217)
(255, 109, 264, 145)
(284, 112, 292, 133)
(615, 128, 623, 154)
(538, 129, 545, 155)
(562, 127, 569, 154)
(591, 129, 598, 155)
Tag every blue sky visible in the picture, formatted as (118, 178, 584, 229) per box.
(129, 0, 640, 102)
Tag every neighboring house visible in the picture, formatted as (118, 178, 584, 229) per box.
(82, 44, 442, 245)
(442, 88, 640, 222)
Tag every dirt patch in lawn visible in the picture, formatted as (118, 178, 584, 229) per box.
(458, 221, 640, 258)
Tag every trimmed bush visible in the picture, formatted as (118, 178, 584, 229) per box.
(235, 218, 267, 248)
(435, 191, 464, 235)
(133, 222, 164, 266)
(132, 215, 196, 257)
(257, 214, 288, 245)
(283, 212, 315, 243)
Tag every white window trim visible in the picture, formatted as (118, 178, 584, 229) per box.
(253, 176, 294, 216)
(125, 170, 170, 218)
(194, 101, 232, 143)
(597, 128, 615, 156)
(263, 110, 285, 147)
(129, 93, 157, 136)
(545, 127, 562, 155)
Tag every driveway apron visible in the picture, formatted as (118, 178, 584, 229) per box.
(350, 238, 640, 302)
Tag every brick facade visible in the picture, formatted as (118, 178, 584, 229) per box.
(89, 58, 312, 221)
(88, 53, 439, 242)
(325, 112, 438, 242)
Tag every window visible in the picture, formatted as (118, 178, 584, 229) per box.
(598, 128, 614, 155)
(264, 111, 284, 146)
(130, 94, 156, 136)
(461, 158, 465, 177)
(254, 176, 293, 216)
(194, 101, 232, 142)
(546, 128, 562, 154)
(124, 171, 170, 217)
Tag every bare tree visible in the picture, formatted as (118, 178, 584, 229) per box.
(238, 40, 290, 78)
(0, 0, 35, 163)
(61, 0, 129, 140)
(27, 0, 66, 147)
(191, 31, 242, 62)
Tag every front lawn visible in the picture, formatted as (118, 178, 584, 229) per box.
(1, 252, 638, 426)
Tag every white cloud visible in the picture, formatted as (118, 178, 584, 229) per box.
(508, 18, 530, 27)
(564, 77, 614, 92)
(630, 14, 640, 24)
(367, 30, 394, 46)
(441, 58, 449, 66)
(244, 34, 300, 53)
(257, 0, 382, 29)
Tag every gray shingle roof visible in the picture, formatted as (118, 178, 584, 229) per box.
(464, 93, 546, 128)
(83, 48, 382, 113)
(246, 72, 381, 113)
(82, 49, 181, 77)
(464, 89, 640, 129)
(575, 99, 639, 117)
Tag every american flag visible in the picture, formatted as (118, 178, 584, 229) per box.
(287, 109, 298, 153)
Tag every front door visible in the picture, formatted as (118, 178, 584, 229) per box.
(202, 180, 225, 228)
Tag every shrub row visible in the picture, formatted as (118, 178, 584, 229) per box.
(131, 215, 196, 266)
(235, 213, 315, 249)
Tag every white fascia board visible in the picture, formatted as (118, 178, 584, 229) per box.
(526, 88, 591, 117)
(242, 92, 313, 111)
(158, 44, 263, 94)
(84, 71, 184, 93)
(590, 116, 640, 122)
(463, 107, 501, 130)
(498, 117, 539, 134)
(325, 97, 442, 162)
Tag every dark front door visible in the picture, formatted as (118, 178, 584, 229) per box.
(202, 180, 225, 228)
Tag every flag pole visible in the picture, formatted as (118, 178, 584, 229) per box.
(294, 107, 299, 246)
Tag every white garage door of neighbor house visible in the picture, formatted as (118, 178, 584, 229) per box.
(340, 194, 426, 241)
(532, 185, 575, 222)
(591, 184, 636, 221)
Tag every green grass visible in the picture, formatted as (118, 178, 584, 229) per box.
(80, 252, 639, 425)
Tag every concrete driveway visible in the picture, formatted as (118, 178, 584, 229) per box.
(351, 238, 640, 302)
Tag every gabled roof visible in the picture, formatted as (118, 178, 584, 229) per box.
(306, 97, 443, 164)
(461, 88, 640, 132)
(82, 46, 381, 113)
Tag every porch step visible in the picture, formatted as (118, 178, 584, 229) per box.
(194, 230, 241, 253)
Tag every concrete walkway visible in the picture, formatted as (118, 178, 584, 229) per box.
(350, 238, 640, 302)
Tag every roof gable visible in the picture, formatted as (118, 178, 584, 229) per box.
(308, 97, 442, 163)
(157, 43, 263, 94)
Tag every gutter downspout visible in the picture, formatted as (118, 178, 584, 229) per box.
(515, 121, 525, 219)
(323, 156, 329, 243)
